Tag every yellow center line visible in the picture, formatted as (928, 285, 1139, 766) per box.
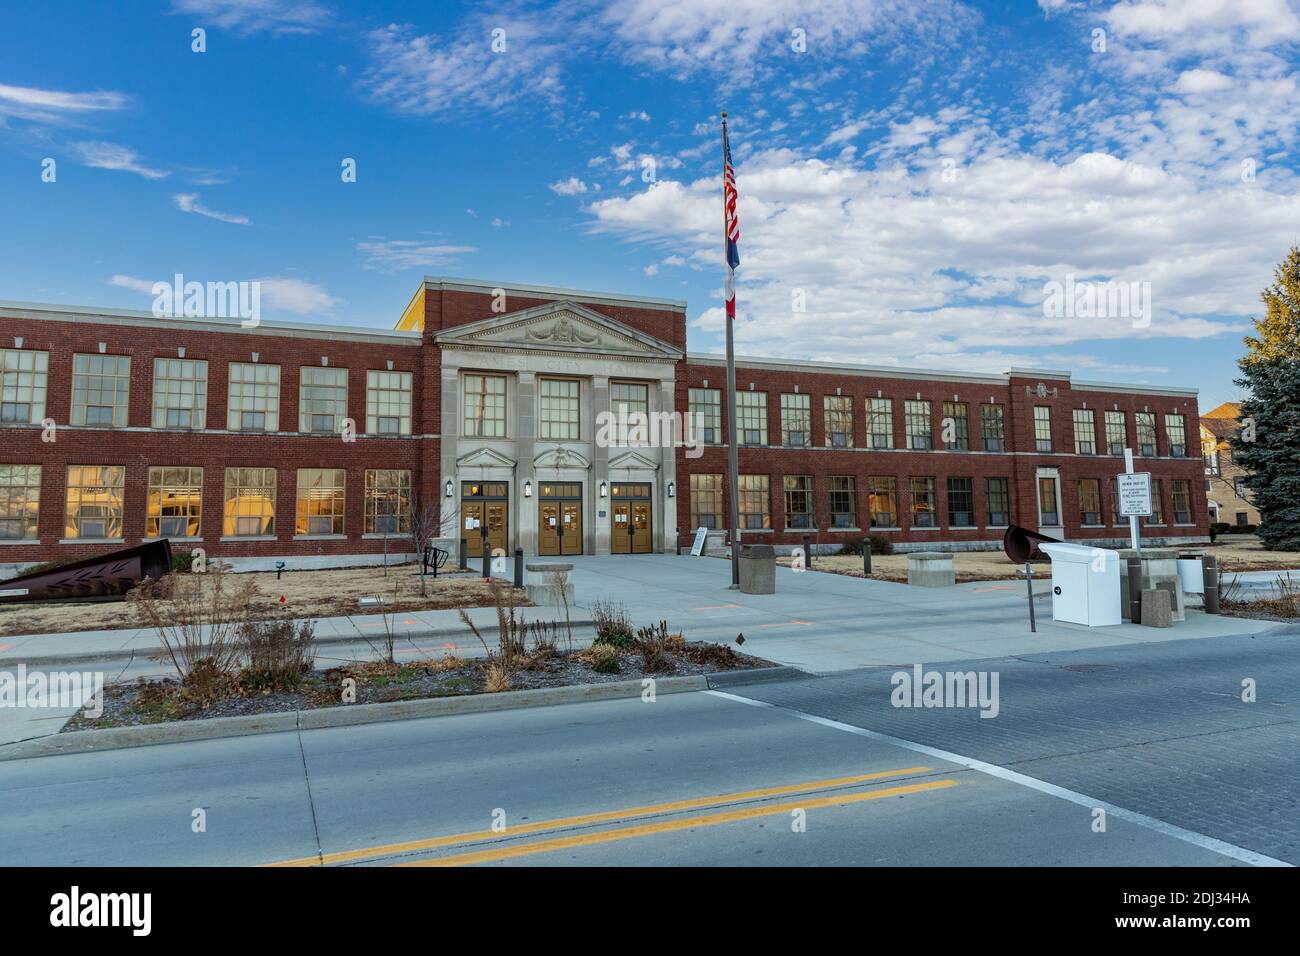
(265, 765, 934, 867)
(398, 779, 959, 867)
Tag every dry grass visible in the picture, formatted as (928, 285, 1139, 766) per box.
(0, 566, 522, 638)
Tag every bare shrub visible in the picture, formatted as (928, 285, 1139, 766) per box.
(586, 642, 620, 674)
(634, 619, 676, 673)
(483, 662, 512, 693)
(128, 569, 257, 689)
(459, 581, 529, 673)
(591, 599, 633, 647)
(240, 618, 316, 690)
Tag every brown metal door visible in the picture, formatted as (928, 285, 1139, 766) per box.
(539, 502, 561, 556)
(561, 500, 582, 555)
(463, 502, 486, 557)
(630, 501, 652, 553)
(611, 503, 632, 554)
(485, 501, 508, 556)
(464, 500, 509, 558)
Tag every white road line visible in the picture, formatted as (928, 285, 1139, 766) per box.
(703, 689, 1293, 868)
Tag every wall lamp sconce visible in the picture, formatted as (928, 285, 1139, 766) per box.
(599, 481, 608, 498)
(444, 479, 454, 498)
(667, 481, 675, 498)
(524, 479, 533, 498)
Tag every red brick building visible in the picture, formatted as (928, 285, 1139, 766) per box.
(0, 277, 1208, 569)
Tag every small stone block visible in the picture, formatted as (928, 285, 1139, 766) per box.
(1140, 588, 1173, 627)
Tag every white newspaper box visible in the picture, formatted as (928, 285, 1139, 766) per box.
(1039, 542, 1122, 627)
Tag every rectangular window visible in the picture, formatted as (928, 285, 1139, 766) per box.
(905, 400, 932, 450)
(784, 475, 813, 529)
(64, 465, 124, 539)
(366, 369, 413, 435)
(909, 477, 936, 527)
(780, 393, 809, 447)
(1165, 414, 1186, 457)
(828, 476, 856, 528)
(611, 381, 649, 421)
(539, 377, 580, 440)
(1136, 412, 1157, 456)
(300, 366, 348, 433)
(0, 465, 40, 540)
(1147, 478, 1165, 525)
(942, 402, 969, 451)
(296, 468, 346, 535)
(1073, 409, 1096, 455)
(1038, 477, 1060, 526)
(824, 395, 854, 448)
(146, 466, 203, 538)
(867, 397, 894, 449)
(1172, 479, 1192, 523)
(0, 348, 49, 424)
(463, 373, 507, 437)
(223, 467, 276, 536)
(737, 392, 767, 446)
(689, 474, 723, 530)
(365, 469, 411, 534)
(986, 477, 1009, 527)
(227, 362, 280, 432)
(1105, 411, 1127, 455)
(1033, 406, 1053, 452)
(688, 388, 721, 444)
(1110, 477, 1122, 525)
(980, 403, 1005, 452)
(1078, 478, 1102, 525)
(71, 353, 130, 427)
(738, 474, 770, 529)
(152, 358, 208, 430)
(947, 477, 974, 527)
(867, 477, 898, 528)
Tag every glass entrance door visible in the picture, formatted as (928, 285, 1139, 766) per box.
(610, 483, 652, 554)
(538, 483, 582, 556)
(462, 482, 509, 558)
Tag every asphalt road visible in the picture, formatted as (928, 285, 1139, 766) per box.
(0, 629, 1295, 867)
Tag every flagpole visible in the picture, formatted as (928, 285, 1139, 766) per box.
(723, 112, 741, 588)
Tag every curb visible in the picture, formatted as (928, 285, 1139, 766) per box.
(3, 619, 597, 668)
(0, 665, 801, 762)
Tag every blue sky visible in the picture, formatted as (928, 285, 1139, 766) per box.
(2, 0, 1299, 410)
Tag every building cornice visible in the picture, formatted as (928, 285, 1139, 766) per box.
(422, 276, 688, 312)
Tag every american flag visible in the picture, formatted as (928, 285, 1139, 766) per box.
(724, 121, 739, 320)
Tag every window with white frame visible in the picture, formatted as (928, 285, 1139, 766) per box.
(904, 400, 931, 450)
(689, 473, 723, 529)
(738, 474, 770, 529)
(781, 393, 810, 446)
(737, 391, 767, 445)
(296, 468, 346, 535)
(152, 358, 208, 430)
(0, 349, 48, 424)
(909, 477, 935, 527)
(824, 395, 853, 448)
(539, 377, 580, 440)
(227, 362, 280, 432)
(1073, 409, 1096, 455)
(1166, 414, 1187, 457)
(366, 370, 412, 435)
(1105, 410, 1127, 455)
(300, 367, 348, 433)
(1033, 406, 1053, 452)
(71, 353, 130, 427)
(463, 373, 507, 437)
(942, 401, 968, 451)
(867, 397, 894, 449)
(365, 469, 411, 534)
(0, 464, 40, 540)
(688, 388, 721, 444)
(980, 403, 1005, 451)
(146, 466, 203, 538)
(64, 465, 125, 539)
(1136, 412, 1157, 456)
(868, 477, 898, 528)
(223, 467, 276, 536)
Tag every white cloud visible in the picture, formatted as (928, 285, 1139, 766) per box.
(254, 277, 340, 314)
(109, 274, 156, 294)
(169, 0, 331, 36)
(1105, 0, 1300, 48)
(356, 238, 477, 271)
(173, 193, 250, 224)
(1172, 68, 1235, 93)
(71, 142, 169, 179)
(549, 176, 589, 195)
(0, 83, 129, 123)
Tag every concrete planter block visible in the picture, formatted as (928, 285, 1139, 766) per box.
(704, 530, 727, 554)
(1140, 588, 1173, 627)
(1119, 548, 1186, 622)
(525, 562, 574, 606)
(738, 544, 776, 594)
(908, 551, 955, 587)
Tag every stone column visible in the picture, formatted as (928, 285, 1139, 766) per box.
(592, 375, 610, 555)
(440, 365, 460, 538)
(516, 370, 537, 555)
(658, 378, 677, 553)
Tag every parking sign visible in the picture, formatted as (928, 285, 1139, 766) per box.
(1117, 472, 1152, 517)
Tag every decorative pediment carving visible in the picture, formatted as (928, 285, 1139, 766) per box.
(526, 316, 600, 346)
(435, 300, 682, 359)
(457, 447, 517, 470)
(607, 450, 660, 473)
(534, 447, 591, 470)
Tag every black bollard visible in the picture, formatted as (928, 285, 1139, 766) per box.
(514, 548, 523, 588)
(459, 538, 468, 571)
(1126, 555, 1143, 624)
(802, 534, 811, 569)
(1203, 554, 1220, 614)
(862, 543, 872, 576)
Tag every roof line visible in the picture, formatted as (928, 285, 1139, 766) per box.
(422, 276, 688, 310)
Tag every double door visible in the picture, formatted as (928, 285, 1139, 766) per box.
(462, 482, 509, 558)
(611, 483, 653, 554)
(539, 483, 583, 556)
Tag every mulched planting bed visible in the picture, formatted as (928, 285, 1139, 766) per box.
(63, 641, 775, 731)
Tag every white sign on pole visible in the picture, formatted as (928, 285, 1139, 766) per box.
(690, 527, 709, 556)
(1117, 472, 1153, 517)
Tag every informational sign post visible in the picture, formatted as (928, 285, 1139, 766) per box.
(690, 527, 709, 557)
(1118, 450, 1150, 556)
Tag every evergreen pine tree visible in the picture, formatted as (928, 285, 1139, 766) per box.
(1231, 246, 1300, 550)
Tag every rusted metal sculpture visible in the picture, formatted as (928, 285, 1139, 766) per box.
(0, 539, 173, 603)
(1002, 524, 1059, 563)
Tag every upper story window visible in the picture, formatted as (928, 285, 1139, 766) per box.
(737, 391, 767, 446)
(367, 370, 412, 435)
(539, 377, 579, 440)
(780, 393, 809, 446)
(1073, 409, 1096, 455)
(688, 388, 721, 444)
(1165, 414, 1187, 457)
(867, 398, 893, 449)
(152, 358, 208, 430)
(300, 367, 347, 433)
(463, 372, 506, 437)
(904, 400, 931, 450)
(1104, 410, 1127, 455)
(980, 403, 1004, 451)
(227, 362, 280, 432)
(611, 381, 649, 418)
(1033, 406, 1053, 452)
(71, 353, 130, 427)
(824, 395, 854, 448)
(0, 348, 49, 424)
(1136, 412, 1157, 456)
(942, 401, 968, 451)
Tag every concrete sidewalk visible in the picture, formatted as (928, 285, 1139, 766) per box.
(560, 553, 1295, 674)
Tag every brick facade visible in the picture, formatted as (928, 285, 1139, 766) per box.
(0, 279, 1208, 567)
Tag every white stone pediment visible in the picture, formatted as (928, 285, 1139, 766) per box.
(534, 447, 591, 470)
(457, 447, 517, 469)
(607, 450, 660, 473)
(435, 300, 682, 359)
